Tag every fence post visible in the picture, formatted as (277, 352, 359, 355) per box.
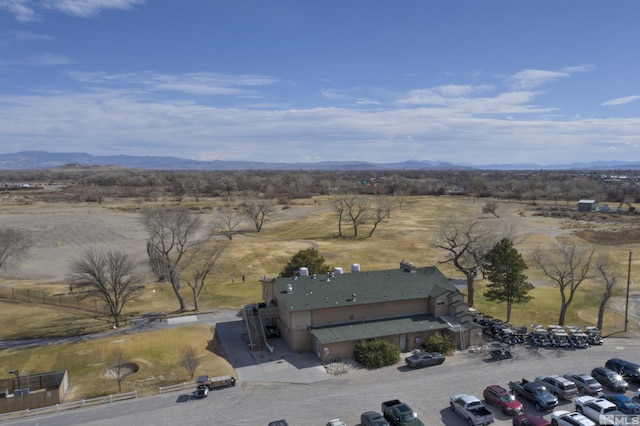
(27, 289, 30, 303)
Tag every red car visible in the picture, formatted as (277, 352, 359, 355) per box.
(483, 384, 523, 415)
(513, 413, 551, 426)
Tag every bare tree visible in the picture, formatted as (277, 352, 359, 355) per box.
(141, 207, 208, 311)
(433, 215, 494, 306)
(242, 198, 275, 232)
(344, 195, 368, 237)
(214, 205, 241, 240)
(367, 196, 392, 238)
(183, 242, 225, 311)
(67, 249, 142, 328)
(180, 345, 201, 380)
(0, 227, 31, 271)
(532, 243, 596, 326)
(108, 347, 129, 392)
(594, 254, 619, 330)
(482, 201, 500, 218)
(333, 197, 346, 237)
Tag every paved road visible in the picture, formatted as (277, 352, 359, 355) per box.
(4, 326, 640, 426)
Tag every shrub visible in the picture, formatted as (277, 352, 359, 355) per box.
(423, 331, 453, 355)
(353, 339, 399, 369)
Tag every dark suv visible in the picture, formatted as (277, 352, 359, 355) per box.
(591, 367, 628, 392)
(605, 358, 640, 383)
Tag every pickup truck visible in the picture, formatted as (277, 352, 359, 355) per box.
(449, 394, 494, 426)
(508, 378, 558, 412)
(381, 399, 425, 426)
(575, 396, 620, 425)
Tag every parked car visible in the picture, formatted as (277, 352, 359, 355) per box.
(602, 394, 640, 415)
(508, 378, 558, 411)
(326, 419, 347, 426)
(381, 399, 425, 426)
(536, 375, 579, 400)
(193, 384, 209, 398)
(361, 411, 391, 426)
(512, 413, 550, 426)
(591, 367, 629, 392)
(268, 421, 289, 426)
(449, 394, 494, 426)
(550, 410, 595, 426)
(575, 396, 619, 424)
(605, 358, 640, 383)
(404, 351, 445, 368)
(562, 373, 602, 394)
(483, 384, 523, 416)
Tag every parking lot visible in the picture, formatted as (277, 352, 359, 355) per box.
(6, 333, 640, 426)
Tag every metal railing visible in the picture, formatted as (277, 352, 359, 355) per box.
(0, 391, 137, 423)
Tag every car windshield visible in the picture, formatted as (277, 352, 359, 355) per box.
(622, 400, 637, 409)
(400, 413, 416, 422)
(533, 387, 545, 396)
(586, 378, 598, 385)
(607, 372, 622, 380)
(500, 394, 515, 402)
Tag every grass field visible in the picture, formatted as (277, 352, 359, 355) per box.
(1, 194, 639, 400)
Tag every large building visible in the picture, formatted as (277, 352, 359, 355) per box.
(242, 261, 483, 362)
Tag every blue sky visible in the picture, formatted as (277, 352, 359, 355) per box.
(1, 1, 639, 166)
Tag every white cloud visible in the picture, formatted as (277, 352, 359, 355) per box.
(508, 69, 569, 89)
(507, 65, 592, 90)
(0, 0, 37, 21)
(0, 0, 143, 21)
(69, 71, 278, 97)
(5, 52, 73, 65)
(43, 0, 143, 17)
(1, 86, 638, 165)
(321, 89, 348, 100)
(602, 95, 640, 106)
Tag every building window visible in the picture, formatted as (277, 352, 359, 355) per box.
(436, 299, 445, 306)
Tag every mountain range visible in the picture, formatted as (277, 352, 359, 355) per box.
(1, 151, 639, 171)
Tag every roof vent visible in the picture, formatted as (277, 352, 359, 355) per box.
(299, 267, 309, 277)
(334, 267, 343, 275)
(286, 284, 293, 294)
(351, 263, 361, 272)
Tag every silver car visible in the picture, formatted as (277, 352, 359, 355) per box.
(563, 373, 602, 394)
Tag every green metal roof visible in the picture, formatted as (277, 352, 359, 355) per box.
(310, 314, 450, 344)
(275, 266, 459, 312)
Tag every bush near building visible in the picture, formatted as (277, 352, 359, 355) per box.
(353, 339, 400, 369)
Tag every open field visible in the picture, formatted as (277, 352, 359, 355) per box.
(1, 192, 640, 400)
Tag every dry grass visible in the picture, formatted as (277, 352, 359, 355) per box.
(2, 194, 640, 401)
(0, 325, 233, 400)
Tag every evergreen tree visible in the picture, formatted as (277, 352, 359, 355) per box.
(483, 238, 534, 322)
(279, 248, 331, 277)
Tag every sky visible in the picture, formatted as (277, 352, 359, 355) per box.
(1, 1, 639, 166)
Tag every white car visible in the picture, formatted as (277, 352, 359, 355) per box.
(551, 410, 595, 426)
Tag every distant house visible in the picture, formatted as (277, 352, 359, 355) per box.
(243, 262, 482, 362)
(577, 199, 598, 212)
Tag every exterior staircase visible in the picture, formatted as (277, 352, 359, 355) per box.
(241, 305, 278, 353)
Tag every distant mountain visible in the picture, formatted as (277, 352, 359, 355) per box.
(0, 151, 639, 171)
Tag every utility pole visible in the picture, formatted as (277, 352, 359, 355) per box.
(625, 251, 632, 332)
